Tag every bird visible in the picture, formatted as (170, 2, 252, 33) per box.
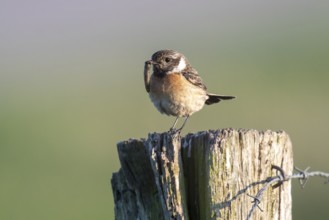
(144, 49, 235, 132)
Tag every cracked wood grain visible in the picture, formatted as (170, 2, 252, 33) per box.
(111, 129, 293, 220)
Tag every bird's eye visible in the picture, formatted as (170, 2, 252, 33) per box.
(164, 57, 171, 63)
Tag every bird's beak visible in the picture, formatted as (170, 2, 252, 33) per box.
(145, 60, 157, 65)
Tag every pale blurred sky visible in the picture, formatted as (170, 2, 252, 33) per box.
(1, 0, 328, 85)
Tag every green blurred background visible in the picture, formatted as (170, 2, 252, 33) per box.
(1, 1, 328, 219)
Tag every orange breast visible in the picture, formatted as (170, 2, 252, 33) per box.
(149, 73, 207, 116)
(150, 73, 186, 95)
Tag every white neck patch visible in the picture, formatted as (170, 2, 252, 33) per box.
(172, 57, 186, 73)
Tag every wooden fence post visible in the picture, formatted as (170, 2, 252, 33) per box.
(111, 129, 293, 220)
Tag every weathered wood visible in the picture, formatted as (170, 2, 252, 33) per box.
(111, 129, 293, 220)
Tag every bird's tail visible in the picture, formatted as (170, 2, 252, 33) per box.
(205, 93, 236, 105)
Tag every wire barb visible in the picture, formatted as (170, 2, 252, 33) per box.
(247, 194, 263, 212)
(245, 165, 329, 220)
(294, 166, 310, 188)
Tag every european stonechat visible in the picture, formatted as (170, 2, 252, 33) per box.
(144, 49, 235, 131)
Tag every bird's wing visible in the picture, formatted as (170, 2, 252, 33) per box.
(144, 61, 152, 93)
(181, 68, 207, 90)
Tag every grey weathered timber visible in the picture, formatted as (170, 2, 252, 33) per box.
(111, 129, 293, 220)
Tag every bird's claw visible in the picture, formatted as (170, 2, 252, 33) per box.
(168, 127, 181, 135)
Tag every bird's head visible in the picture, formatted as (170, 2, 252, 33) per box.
(147, 50, 189, 77)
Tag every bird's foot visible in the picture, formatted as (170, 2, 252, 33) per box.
(168, 127, 181, 135)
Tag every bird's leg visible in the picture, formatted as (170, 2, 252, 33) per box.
(170, 117, 179, 131)
(177, 116, 189, 132)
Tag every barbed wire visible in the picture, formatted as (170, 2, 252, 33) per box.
(246, 165, 329, 220)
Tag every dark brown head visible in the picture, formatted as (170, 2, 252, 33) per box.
(148, 50, 190, 77)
